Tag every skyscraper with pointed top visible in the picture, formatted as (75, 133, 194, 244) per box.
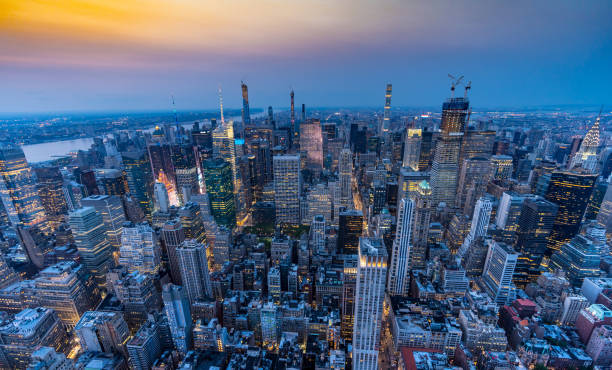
(571, 112, 602, 172)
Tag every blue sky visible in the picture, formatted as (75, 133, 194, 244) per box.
(1, 0, 611, 113)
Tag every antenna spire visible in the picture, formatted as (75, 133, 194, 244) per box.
(171, 94, 181, 143)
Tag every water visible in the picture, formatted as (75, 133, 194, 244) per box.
(21, 113, 258, 163)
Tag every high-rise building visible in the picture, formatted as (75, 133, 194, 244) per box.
(545, 171, 597, 253)
(34, 166, 68, 232)
(261, 302, 279, 349)
(176, 240, 213, 304)
(171, 144, 199, 204)
(122, 150, 154, 218)
(388, 198, 414, 295)
(81, 194, 126, 251)
(273, 155, 301, 225)
(109, 269, 160, 329)
(0, 308, 69, 369)
(203, 159, 236, 228)
(586, 324, 612, 366)
(267, 266, 281, 303)
(481, 241, 519, 305)
(74, 311, 130, 355)
(341, 255, 358, 340)
(513, 197, 558, 287)
(403, 128, 422, 171)
(162, 284, 192, 353)
(127, 320, 162, 370)
(459, 129, 495, 165)
(495, 192, 534, 244)
(570, 113, 601, 172)
(430, 97, 469, 208)
(35, 262, 100, 327)
(241, 81, 251, 125)
(337, 210, 363, 255)
(310, 215, 326, 255)
(68, 207, 112, 289)
(417, 128, 435, 171)
(0, 143, 47, 231)
(459, 196, 493, 258)
(353, 237, 387, 370)
(550, 235, 601, 286)
(339, 148, 353, 207)
(120, 222, 161, 275)
(300, 119, 324, 173)
(305, 183, 332, 224)
(410, 181, 432, 267)
(160, 219, 185, 285)
(213, 119, 244, 219)
(178, 202, 207, 243)
(456, 157, 491, 215)
(381, 83, 392, 136)
(153, 181, 170, 213)
(491, 155, 514, 181)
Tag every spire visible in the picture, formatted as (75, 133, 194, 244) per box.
(581, 108, 602, 154)
(171, 95, 181, 143)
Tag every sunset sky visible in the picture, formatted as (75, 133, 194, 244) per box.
(1, 0, 611, 113)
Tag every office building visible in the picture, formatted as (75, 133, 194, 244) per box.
(337, 210, 363, 255)
(160, 219, 185, 285)
(459, 196, 492, 258)
(495, 192, 535, 244)
(34, 166, 68, 232)
(514, 197, 558, 287)
(176, 240, 213, 304)
(273, 155, 301, 225)
(545, 171, 597, 253)
(388, 198, 414, 295)
(178, 202, 207, 243)
(431, 98, 469, 208)
(74, 311, 130, 355)
(353, 237, 388, 370)
(491, 155, 514, 180)
(403, 128, 422, 171)
(68, 207, 112, 289)
(126, 320, 162, 370)
(0, 143, 47, 231)
(0, 308, 69, 369)
(119, 223, 161, 275)
(456, 157, 491, 215)
(81, 195, 126, 250)
(121, 150, 154, 217)
(110, 269, 160, 329)
(261, 302, 279, 349)
(203, 159, 236, 228)
(300, 119, 324, 173)
(550, 235, 601, 286)
(35, 262, 99, 327)
(339, 148, 353, 207)
(162, 284, 192, 353)
(481, 241, 519, 305)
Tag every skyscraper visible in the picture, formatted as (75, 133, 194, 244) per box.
(160, 219, 185, 285)
(402, 128, 422, 171)
(381, 83, 392, 136)
(68, 207, 112, 289)
(570, 113, 601, 172)
(410, 180, 433, 268)
(353, 237, 387, 370)
(34, 166, 68, 232)
(388, 198, 414, 295)
(430, 97, 469, 208)
(513, 197, 558, 287)
(0, 143, 47, 231)
(273, 155, 301, 225)
(459, 196, 493, 258)
(339, 148, 353, 207)
(154, 181, 170, 213)
(491, 155, 514, 181)
(162, 284, 192, 353)
(81, 195, 126, 251)
(241, 81, 251, 125)
(550, 235, 601, 286)
(495, 192, 535, 244)
(203, 159, 236, 228)
(545, 171, 597, 253)
(122, 150, 155, 218)
(300, 119, 324, 173)
(176, 240, 213, 304)
(481, 241, 519, 305)
(337, 210, 363, 255)
(119, 223, 161, 275)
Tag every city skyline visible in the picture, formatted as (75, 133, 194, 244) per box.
(1, 0, 611, 113)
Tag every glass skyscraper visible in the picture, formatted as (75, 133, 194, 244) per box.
(203, 159, 236, 228)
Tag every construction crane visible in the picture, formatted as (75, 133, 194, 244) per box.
(464, 81, 472, 98)
(448, 74, 464, 97)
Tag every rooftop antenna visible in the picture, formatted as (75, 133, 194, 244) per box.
(218, 85, 225, 124)
(448, 74, 464, 98)
(171, 94, 181, 143)
(464, 81, 471, 99)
